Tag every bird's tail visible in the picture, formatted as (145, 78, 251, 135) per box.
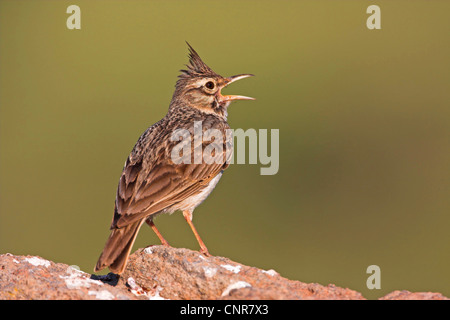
(94, 219, 144, 274)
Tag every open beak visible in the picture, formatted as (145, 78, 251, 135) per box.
(219, 74, 255, 102)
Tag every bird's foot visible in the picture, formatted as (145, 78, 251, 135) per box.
(200, 247, 211, 257)
(161, 239, 171, 247)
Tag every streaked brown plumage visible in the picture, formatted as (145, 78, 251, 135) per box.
(94, 43, 254, 274)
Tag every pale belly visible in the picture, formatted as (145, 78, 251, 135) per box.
(165, 171, 223, 214)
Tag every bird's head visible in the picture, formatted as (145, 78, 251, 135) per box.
(170, 43, 254, 117)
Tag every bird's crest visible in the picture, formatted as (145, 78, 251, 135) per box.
(179, 42, 219, 79)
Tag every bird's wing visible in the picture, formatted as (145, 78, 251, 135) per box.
(111, 124, 230, 229)
(113, 159, 225, 229)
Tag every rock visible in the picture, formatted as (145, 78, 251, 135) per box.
(120, 246, 365, 300)
(379, 290, 449, 300)
(0, 253, 136, 300)
(0, 247, 447, 300)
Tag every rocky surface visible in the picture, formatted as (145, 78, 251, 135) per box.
(0, 247, 448, 300)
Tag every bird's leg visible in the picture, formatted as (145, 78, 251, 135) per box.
(145, 218, 170, 247)
(182, 210, 210, 256)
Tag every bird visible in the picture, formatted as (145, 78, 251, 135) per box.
(94, 43, 254, 274)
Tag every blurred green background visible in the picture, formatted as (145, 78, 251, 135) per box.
(1, 1, 449, 299)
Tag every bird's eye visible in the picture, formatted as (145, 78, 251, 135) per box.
(205, 81, 215, 90)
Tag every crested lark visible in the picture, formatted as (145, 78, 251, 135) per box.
(95, 43, 254, 274)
